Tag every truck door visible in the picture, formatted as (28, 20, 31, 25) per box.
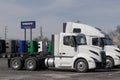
(92, 37, 105, 50)
(59, 35, 78, 67)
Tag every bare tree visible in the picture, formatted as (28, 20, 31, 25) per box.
(110, 25, 120, 45)
(116, 25, 120, 35)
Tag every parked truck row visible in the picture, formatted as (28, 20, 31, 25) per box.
(7, 33, 106, 72)
(63, 22, 120, 68)
(0, 40, 51, 58)
(6, 22, 120, 72)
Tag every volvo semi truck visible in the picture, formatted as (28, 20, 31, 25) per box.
(63, 22, 120, 68)
(8, 33, 106, 72)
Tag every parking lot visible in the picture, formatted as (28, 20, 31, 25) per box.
(0, 58, 120, 80)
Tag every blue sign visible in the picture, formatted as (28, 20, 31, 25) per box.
(21, 21, 36, 29)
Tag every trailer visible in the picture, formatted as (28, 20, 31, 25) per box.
(63, 22, 120, 68)
(8, 33, 106, 72)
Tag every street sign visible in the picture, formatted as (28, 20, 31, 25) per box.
(21, 21, 36, 29)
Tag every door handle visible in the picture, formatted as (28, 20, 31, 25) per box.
(62, 53, 66, 55)
(59, 53, 66, 55)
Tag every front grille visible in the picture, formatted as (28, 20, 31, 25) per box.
(95, 62, 106, 68)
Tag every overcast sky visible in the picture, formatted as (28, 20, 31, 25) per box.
(0, 0, 120, 40)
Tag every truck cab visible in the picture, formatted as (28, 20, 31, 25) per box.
(45, 33, 106, 72)
(63, 22, 120, 68)
(91, 36, 120, 68)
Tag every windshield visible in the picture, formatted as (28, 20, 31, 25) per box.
(101, 38, 113, 45)
(75, 35, 86, 45)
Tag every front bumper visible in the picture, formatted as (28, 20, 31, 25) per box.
(95, 62, 106, 69)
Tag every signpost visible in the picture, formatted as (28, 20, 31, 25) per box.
(21, 21, 36, 53)
(21, 21, 36, 29)
(21, 21, 36, 40)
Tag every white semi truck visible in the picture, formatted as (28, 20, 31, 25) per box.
(8, 33, 106, 72)
(63, 22, 120, 68)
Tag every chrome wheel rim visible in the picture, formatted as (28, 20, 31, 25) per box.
(77, 61, 86, 71)
(26, 60, 34, 69)
(106, 59, 112, 68)
(12, 60, 19, 69)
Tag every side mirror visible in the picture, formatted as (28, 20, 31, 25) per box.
(70, 43, 75, 47)
(118, 45, 120, 49)
(99, 43, 104, 49)
(69, 39, 77, 47)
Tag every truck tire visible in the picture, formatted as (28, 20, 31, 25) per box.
(10, 58, 23, 70)
(106, 57, 114, 69)
(75, 59, 88, 72)
(25, 57, 37, 71)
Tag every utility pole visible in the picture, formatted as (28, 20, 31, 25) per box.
(5, 26, 7, 41)
(40, 26, 43, 40)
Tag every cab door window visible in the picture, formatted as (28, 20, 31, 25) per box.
(92, 38, 99, 46)
(63, 36, 74, 46)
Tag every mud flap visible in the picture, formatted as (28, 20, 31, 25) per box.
(8, 58, 11, 68)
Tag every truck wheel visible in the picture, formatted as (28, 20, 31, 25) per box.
(75, 59, 88, 72)
(106, 57, 114, 69)
(10, 58, 23, 70)
(25, 57, 37, 71)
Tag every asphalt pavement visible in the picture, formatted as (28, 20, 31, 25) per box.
(0, 58, 120, 80)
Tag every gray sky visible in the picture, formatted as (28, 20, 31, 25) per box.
(0, 0, 120, 40)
